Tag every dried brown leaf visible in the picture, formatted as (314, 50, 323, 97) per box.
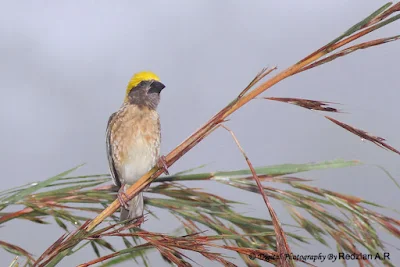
(326, 116, 400, 155)
(301, 35, 400, 72)
(0, 240, 35, 263)
(265, 97, 340, 112)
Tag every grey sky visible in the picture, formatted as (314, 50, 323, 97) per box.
(0, 1, 399, 266)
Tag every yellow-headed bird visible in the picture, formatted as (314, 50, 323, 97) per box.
(106, 71, 168, 221)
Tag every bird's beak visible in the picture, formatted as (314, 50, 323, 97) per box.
(148, 80, 166, 94)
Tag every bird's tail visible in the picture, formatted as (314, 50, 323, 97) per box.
(120, 186, 144, 221)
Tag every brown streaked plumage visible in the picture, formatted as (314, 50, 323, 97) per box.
(106, 71, 166, 221)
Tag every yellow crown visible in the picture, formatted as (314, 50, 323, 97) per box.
(126, 71, 160, 92)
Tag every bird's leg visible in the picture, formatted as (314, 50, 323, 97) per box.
(157, 155, 169, 175)
(117, 185, 130, 209)
(134, 215, 145, 226)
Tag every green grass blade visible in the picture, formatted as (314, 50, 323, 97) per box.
(2, 165, 84, 204)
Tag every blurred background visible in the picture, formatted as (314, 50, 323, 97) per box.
(0, 1, 399, 266)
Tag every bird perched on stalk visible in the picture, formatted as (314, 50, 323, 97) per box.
(106, 71, 168, 222)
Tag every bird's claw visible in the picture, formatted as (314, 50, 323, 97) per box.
(117, 186, 129, 209)
(157, 155, 169, 175)
(134, 216, 145, 226)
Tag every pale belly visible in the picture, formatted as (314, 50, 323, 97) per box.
(110, 105, 161, 186)
(121, 137, 159, 185)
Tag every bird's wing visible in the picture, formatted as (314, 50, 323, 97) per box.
(106, 112, 122, 187)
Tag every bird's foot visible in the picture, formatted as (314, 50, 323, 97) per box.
(134, 215, 145, 226)
(117, 185, 129, 209)
(157, 155, 169, 175)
